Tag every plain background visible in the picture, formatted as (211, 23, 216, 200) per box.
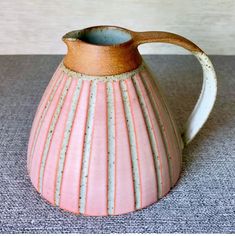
(0, 0, 234, 55)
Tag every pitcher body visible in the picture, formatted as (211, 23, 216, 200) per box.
(27, 26, 217, 216)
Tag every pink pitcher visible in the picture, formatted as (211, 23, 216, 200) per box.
(27, 26, 217, 216)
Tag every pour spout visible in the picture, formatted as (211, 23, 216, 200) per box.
(62, 26, 142, 76)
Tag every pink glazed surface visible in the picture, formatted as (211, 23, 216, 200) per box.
(27, 63, 182, 216)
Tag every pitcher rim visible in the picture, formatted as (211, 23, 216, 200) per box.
(62, 25, 135, 48)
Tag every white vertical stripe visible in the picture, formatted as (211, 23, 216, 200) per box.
(120, 80, 141, 209)
(139, 72, 173, 187)
(28, 67, 61, 170)
(55, 80, 83, 206)
(132, 77, 162, 198)
(39, 77, 72, 193)
(29, 73, 64, 173)
(79, 81, 97, 214)
(143, 64, 183, 151)
(107, 82, 115, 215)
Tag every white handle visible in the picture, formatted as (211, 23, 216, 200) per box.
(133, 31, 217, 145)
(182, 51, 217, 145)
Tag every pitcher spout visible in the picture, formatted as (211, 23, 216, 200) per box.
(62, 26, 142, 76)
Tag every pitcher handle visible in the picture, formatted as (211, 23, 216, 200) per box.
(132, 31, 217, 145)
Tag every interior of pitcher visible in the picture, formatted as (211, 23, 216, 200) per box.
(63, 26, 132, 46)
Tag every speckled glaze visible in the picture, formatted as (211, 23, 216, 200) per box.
(27, 26, 217, 216)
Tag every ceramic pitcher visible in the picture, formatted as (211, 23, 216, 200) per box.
(27, 26, 217, 216)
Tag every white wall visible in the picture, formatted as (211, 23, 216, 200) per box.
(0, 0, 234, 55)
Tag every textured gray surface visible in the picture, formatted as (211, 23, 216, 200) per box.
(0, 55, 234, 233)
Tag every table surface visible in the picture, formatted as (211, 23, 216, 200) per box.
(0, 55, 234, 233)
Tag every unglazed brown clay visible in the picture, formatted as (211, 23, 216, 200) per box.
(27, 26, 217, 216)
(63, 26, 141, 76)
(63, 26, 203, 76)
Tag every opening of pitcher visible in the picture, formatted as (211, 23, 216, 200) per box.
(63, 26, 133, 46)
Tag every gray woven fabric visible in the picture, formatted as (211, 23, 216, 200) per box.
(0, 55, 234, 233)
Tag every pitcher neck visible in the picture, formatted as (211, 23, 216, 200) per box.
(62, 26, 142, 76)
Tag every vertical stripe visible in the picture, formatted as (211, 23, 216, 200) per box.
(29, 73, 64, 174)
(139, 72, 173, 187)
(113, 81, 135, 214)
(85, 83, 108, 215)
(27, 67, 61, 170)
(144, 67, 182, 153)
(30, 78, 66, 190)
(54, 80, 83, 206)
(38, 77, 72, 193)
(59, 81, 90, 213)
(41, 79, 77, 204)
(132, 76, 162, 198)
(79, 81, 97, 214)
(106, 82, 115, 214)
(120, 80, 141, 209)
